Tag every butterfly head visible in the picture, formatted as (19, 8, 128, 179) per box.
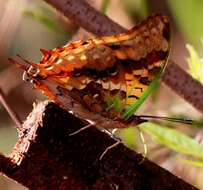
(9, 55, 40, 84)
(22, 65, 40, 83)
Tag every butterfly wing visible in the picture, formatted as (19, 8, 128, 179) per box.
(11, 14, 170, 125)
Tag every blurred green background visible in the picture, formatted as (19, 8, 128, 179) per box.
(0, 0, 203, 189)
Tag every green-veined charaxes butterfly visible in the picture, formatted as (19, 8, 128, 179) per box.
(10, 14, 176, 130)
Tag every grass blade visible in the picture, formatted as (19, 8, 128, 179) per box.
(123, 75, 160, 120)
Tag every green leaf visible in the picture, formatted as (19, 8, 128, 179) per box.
(167, 0, 203, 47)
(139, 122, 203, 159)
(23, 10, 68, 35)
(121, 128, 137, 149)
(123, 74, 160, 120)
(179, 158, 203, 168)
(186, 44, 203, 84)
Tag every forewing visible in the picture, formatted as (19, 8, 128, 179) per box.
(11, 14, 171, 125)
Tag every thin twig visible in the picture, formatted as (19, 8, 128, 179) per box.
(43, 0, 125, 36)
(163, 61, 203, 113)
(0, 88, 22, 130)
(43, 0, 203, 114)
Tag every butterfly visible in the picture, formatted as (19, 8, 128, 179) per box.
(10, 14, 174, 129)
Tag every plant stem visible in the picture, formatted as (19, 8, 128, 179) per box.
(0, 88, 22, 130)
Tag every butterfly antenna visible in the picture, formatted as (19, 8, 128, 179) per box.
(8, 58, 28, 71)
(8, 55, 35, 71)
(17, 54, 35, 67)
(137, 127, 148, 164)
(136, 115, 195, 125)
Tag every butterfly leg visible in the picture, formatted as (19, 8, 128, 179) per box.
(137, 127, 148, 164)
(99, 129, 122, 160)
(69, 122, 94, 136)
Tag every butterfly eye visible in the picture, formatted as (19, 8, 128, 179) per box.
(22, 71, 32, 83)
